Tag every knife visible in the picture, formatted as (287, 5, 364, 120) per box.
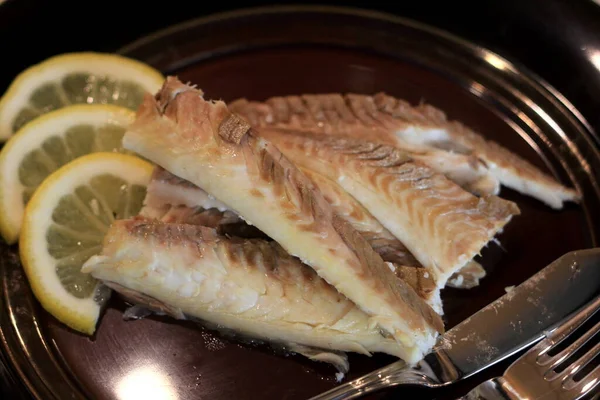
(310, 248, 600, 400)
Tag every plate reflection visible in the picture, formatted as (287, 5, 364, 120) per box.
(117, 365, 178, 400)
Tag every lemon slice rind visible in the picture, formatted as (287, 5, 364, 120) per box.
(0, 52, 164, 140)
(19, 152, 153, 335)
(0, 104, 135, 244)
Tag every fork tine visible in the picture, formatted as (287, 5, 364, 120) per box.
(538, 295, 600, 362)
(542, 320, 600, 374)
(564, 363, 600, 393)
(559, 338, 600, 386)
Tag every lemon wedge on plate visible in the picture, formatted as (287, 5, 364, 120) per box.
(0, 52, 164, 140)
(0, 104, 135, 244)
(19, 152, 153, 335)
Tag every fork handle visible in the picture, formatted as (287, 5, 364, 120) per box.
(309, 360, 435, 400)
(458, 377, 521, 400)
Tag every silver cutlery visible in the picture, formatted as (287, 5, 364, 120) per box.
(461, 293, 600, 399)
(311, 248, 600, 400)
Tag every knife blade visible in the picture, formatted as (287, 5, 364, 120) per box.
(442, 247, 600, 379)
(311, 248, 600, 400)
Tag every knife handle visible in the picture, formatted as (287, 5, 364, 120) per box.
(458, 377, 520, 400)
(309, 360, 442, 400)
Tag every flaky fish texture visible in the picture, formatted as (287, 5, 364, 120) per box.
(142, 166, 230, 212)
(230, 94, 579, 208)
(122, 77, 443, 363)
(298, 168, 443, 309)
(300, 168, 414, 264)
(82, 219, 407, 369)
(231, 96, 499, 196)
(140, 167, 268, 240)
(142, 166, 441, 313)
(256, 129, 520, 289)
(299, 168, 486, 300)
(144, 164, 482, 309)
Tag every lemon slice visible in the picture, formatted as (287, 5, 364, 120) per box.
(0, 104, 135, 244)
(0, 52, 164, 140)
(19, 153, 153, 335)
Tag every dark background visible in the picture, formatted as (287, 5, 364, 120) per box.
(0, 0, 599, 398)
(1, 0, 600, 139)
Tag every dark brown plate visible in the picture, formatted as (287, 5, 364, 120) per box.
(1, 6, 599, 400)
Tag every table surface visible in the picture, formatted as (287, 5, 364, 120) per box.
(1, 1, 599, 399)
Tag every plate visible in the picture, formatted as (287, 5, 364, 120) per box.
(1, 6, 599, 400)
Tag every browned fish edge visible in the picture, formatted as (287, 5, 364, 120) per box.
(133, 77, 446, 336)
(144, 166, 439, 300)
(230, 93, 579, 205)
(255, 127, 520, 287)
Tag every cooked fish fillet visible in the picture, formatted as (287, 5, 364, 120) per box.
(149, 164, 417, 267)
(141, 166, 442, 313)
(141, 203, 236, 226)
(140, 167, 269, 240)
(230, 93, 579, 208)
(255, 128, 520, 289)
(373, 93, 580, 208)
(231, 96, 499, 196)
(122, 77, 443, 363)
(82, 219, 407, 367)
(446, 260, 487, 290)
(145, 165, 483, 301)
(298, 169, 412, 262)
(142, 203, 243, 233)
(299, 168, 442, 311)
(143, 166, 230, 212)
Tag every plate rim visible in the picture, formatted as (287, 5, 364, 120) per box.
(119, 4, 599, 149)
(1, 5, 599, 400)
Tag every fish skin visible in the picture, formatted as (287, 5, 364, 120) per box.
(122, 77, 443, 363)
(230, 95, 500, 197)
(230, 93, 579, 208)
(255, 128, 520, 289)
(82, 219, 405, 361)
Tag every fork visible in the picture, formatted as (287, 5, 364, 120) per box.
(461, 294, 600, 399)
